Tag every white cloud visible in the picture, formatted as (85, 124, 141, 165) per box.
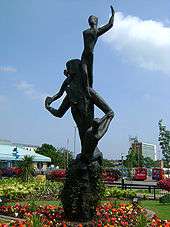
(0, 66, 17, 73)
(103, 12, 170, 74)
(15, 80, 47, 102)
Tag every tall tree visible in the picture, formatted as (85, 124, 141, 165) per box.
(124, 147, 144, 169)
(158, 119, 170, 164)
(143, 157, 155, 168)
(36, 144, 73, 169)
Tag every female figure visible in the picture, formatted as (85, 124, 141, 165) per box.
(45, 59, 113, 146)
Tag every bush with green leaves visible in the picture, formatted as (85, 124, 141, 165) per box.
(159, 193, 170, 204)
(104, 186, 137, 199)
(18, 155, 34, 182)
(0, 178, 62, 201)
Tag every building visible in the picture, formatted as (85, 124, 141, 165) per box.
(0, 139, 51, 170)
(142, 143, 157, 160)
(131, 140, 157, 161)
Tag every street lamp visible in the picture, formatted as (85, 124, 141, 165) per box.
(121, 153, 124, 189)
(73, 126, 77, 159)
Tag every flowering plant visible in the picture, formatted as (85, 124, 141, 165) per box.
(47, 169, 66, 181)
(157, 178, 170, 192)
(0, 202, 169, 226)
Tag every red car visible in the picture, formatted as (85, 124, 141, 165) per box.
(152, 168, 164, 181)
(133, 167, 147, 181)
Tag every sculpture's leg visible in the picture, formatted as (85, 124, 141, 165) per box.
(81, 52, 93, 87)
(89, 88, 114, 115)
(71, 99, 94, 147)
(71, 104, 89, 146)
(47, 95, 70, 118)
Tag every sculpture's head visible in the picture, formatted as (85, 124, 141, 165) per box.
(65, 59, 81, 77)
(88, 15, 98, 27)
(92, 118, 101, 133)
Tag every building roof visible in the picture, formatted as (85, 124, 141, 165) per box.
(0, 144, 51, 162)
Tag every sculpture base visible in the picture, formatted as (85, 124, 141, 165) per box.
(61, 150, 103, 222)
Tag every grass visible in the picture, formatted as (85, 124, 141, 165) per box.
(141, 200, 170, 220)
(135, 189, 163, 194)
(8, 199, 128, 207)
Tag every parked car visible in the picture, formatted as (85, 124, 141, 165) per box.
(133, 167, 147, 181)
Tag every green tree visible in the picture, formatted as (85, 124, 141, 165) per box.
(159, 119, 170, 164)
(36, 144, 73, 169)
(124, 147, 144, 169)
(143, 157, 155, 168)
(102, 159, 115, 168)
(19, 155, 34, 182)
(124, 147, 145, 179)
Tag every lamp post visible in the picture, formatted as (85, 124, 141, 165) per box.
(121, 153, 124, 189)
(66, 138, 69, 168)
(73, 126, 77, 159)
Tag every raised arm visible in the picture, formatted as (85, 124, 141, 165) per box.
(45, 95, 70, 118)
(97, 6, 115, 37)
(52, 76, 72, 102)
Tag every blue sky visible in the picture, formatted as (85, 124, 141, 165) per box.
(0, 0, 170, 159)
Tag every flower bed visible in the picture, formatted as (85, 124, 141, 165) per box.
(46, 169, 66, 181)
(0, 178, 62, 201)
(104, 187, 136, 199)
(157, 178, 170, 192)
(0, 202, 169, 226)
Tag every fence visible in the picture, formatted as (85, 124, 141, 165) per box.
(105, 181, 168, 200)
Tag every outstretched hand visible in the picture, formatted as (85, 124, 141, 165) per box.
(45, 96, 53, 109)
(110, 5, 115, 16)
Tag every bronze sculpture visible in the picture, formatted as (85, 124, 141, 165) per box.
(45, 6, 115, 222)
(81, 6, 114, 87)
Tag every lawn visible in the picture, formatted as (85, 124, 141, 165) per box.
(141, 200, 170, 220)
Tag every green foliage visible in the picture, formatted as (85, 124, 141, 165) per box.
(30, 214, 43, 227)
(102, 159, 115, 168)
(158, 119, 170, 163)
(136, 213, 150, 227)
(0, 178, 37, 199)
(124, 147, 144, 169)
(143, 157, 155, 168)
(29, 200, 37, 212)
(0, 178, 62, 201)
(96, 178, 106, 198)
(104, 186, 137, 199)
(159, 193, 170, 204)
(18, 156, 34, 182)
(141, 200, 170, 220)
(36, 144, 73, 169)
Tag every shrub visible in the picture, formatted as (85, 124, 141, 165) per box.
(46, 169, 66, 181)
(35, 175, 46, 182)
(159, 193, 170, 204)
(19, 156, 34, 182)
(102, 169, 121, 182)
(0, 178, 62, 201)
(157, 178, 170, 192)
(1, 167, 22, 177)
(104, 186, 137, 199)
